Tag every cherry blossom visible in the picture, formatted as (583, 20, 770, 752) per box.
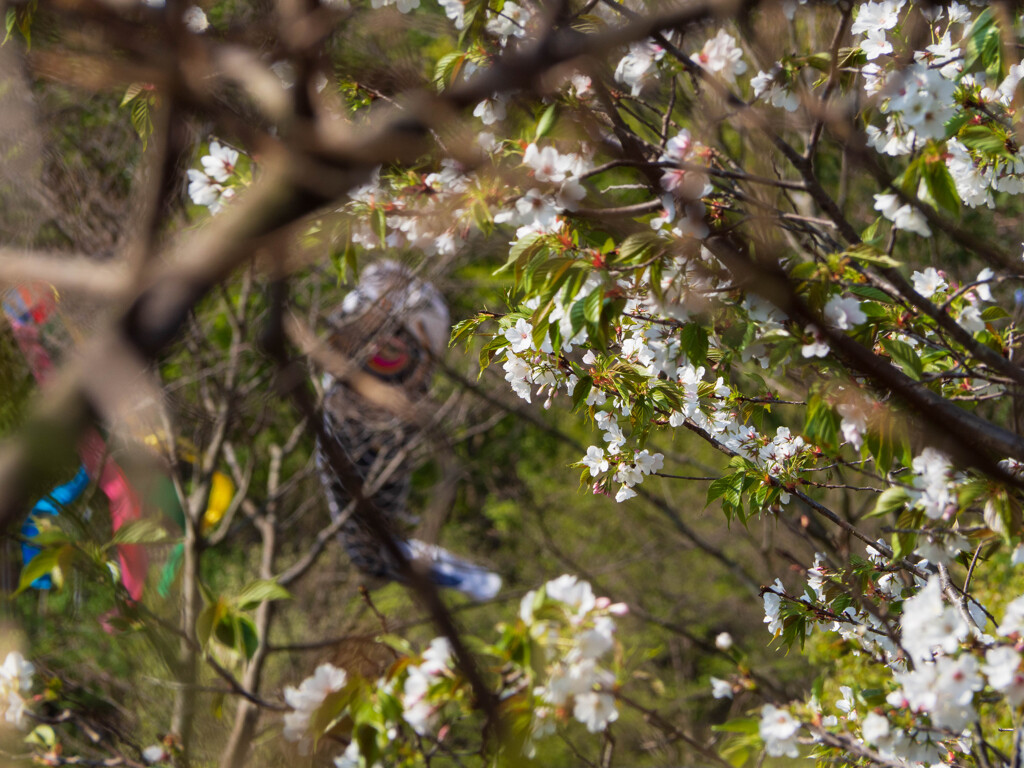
(911, 267, 947, 298)
(0, 652, 34, 730)
(759, 704, 800, 757)
(694, 29, 747, 80)
(861, 28, 892, 60)
(200, 142, 239, 183)
(504, 318, 534, 353)
(582, 446, 609, 477)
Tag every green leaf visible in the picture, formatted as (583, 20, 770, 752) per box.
(583, 288, 604, 324)
(615, 232, 662, 265)
(130, 98, 154, 149)
(963, 8, 1003, 80)
(960, 125, 1009, 157)
(110, 518, 169, 546)
(959, 478, 989, 507)
(235, 579, 292, 611)
(712, 717, 760, 735)
(449, 315, 485, 349)
(880, 338, 923, 381)
(534, 103, 558, 140)
(120, 82, 146, 107)
(25, 523, 72, 548)
(355, 722, 380, 768)
(236, 615, 260, 659)
(679, 323, 709, 365)
(846, 244, 902, 268)
(569, 297, 587, 337)
(432, 52, 464, 92)
(25, 725, 57, 748)
(803, 397, 840, 450)
(865, 486, 911, 519)
(981, 305, 1009, 321)
(496, 232, 545, 276)
(923, 160, 961, 214)
(860, 217, 883, 245)
(4, 9, 15, 43)
(897, 157, 923, 197)
(707, 473, 744, 509)
(571, 375, 593, 410)
(376, 634, 414, 655)
(891, 509, 920, 561)
(372, 207, 387, 246)
(477, 334, 509, 374)
(15, 547, 66, 595)
(196, 601, 222, 648)
(849, 285, 895, 304)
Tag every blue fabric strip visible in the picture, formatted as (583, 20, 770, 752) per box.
(21, 465, 90, 589)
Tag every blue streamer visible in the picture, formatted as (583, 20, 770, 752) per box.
(21, 465, 90, 589)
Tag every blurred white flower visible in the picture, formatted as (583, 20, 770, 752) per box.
(911, 267, 947, 298)
(759, 704, 800, 757)
(201, 142, 239, 183)
(694, 29, 746, 80)
(573, 691, 618, 732)
(183, 5, 208, 32)
(710, 676, 733, 699)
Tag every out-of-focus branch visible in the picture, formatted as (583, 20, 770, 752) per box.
(0, 249, 129, 297)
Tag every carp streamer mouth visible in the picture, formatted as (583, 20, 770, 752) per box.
(367, 336, 412, 376)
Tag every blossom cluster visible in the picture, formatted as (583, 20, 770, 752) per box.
(858, 2, 1024, 209)
(520, 575, 626, 738)
(755, 537, 1024, 765)
(282, 662, 349, 752)
(279, 575, 625, 764)
(187, 141, 244, 215)
(0, 651, 34, 730)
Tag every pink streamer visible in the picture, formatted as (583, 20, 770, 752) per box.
(5, 283, 148, 602)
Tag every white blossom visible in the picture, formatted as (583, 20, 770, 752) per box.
(573, 691, 618, 732)
(958, 304, 985, 334)
(710, 676, 733, 699)
(983, 646, 1024, 706)
(694, 29, 746, 80)
(504, 318, 534, 353)
(759, 703, 800, 757)
(851, 0, 905, 36)
(614, 40, 664, 96)
(999, 595, 1024, 636)
(763, 579, 784, 636)
(911, 267, 947, 298)
(802, 325, 829, 358)
(633, 449, 664, 475)
(183, 5, 208, 32)
(975, 267, 995, 302)
(485, 1, 528, 40)
(582, 446, 609, 477)
(283, 663, 348, 744)
(142, 746, 169, 764)
(824, 295, 866, 330)
(200, 142, 239, 183)
(861, 28, 892, 60)
(899, 576, 967, 661)
(473, 96, 507, 125)
(861, 711, 890, 744)
(614, 484, 637, 502)
(0, 652, 33, 731)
